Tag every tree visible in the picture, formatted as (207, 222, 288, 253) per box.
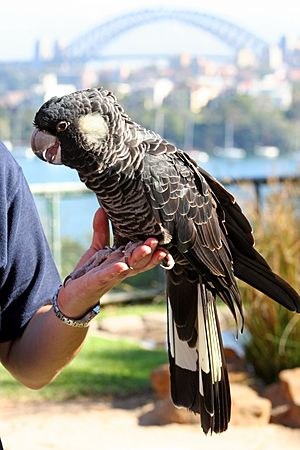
(286, 81, 300, 121)
(194, 93, 295, 155)
(0, 106, 11, 141)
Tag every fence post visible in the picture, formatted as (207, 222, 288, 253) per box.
(46, 192, 62, 273)
(253, 180, 262, 214)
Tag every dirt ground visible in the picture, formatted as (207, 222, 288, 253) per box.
(1, 396, 300, 450)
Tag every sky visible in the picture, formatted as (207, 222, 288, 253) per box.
(1, 0, 300, 61)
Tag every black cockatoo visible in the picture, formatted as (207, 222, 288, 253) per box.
(31, 88, 300, 434)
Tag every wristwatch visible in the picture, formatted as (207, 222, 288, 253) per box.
(52, 286, 101, 328)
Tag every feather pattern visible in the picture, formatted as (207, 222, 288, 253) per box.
(32, 87, 300, 434)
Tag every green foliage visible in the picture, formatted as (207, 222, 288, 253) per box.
(241, 184, 300, 384)
(161, 107, 187, 148)
(0, 66, 39, 94)
(8, 107, 36, 145)
(286, 81, 300, 121)
(119, 265, 164, 292)
(120, 92, 156, 132)
(2, 80, 299, 153)
(0, 106, 11, 140)
(194, 93, 296, 154)
(0, 336, 167, 400)
(121, 90, 297, 155)
(60, 238, 85, 280)
(100, 302, 166, 320)
(59, 236, 163, 294)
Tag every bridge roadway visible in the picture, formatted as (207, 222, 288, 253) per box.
(0, 7, 268, 66)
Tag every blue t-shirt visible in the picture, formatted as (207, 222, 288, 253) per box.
(0, 142, 61, 342)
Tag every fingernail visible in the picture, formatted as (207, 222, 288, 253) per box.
(119, 263, 131, 273)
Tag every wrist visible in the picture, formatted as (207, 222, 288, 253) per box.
(57, 284, 99, 318)
(52, 286, 101, 328)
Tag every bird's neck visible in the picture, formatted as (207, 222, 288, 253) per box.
(78, 143, 145, 199)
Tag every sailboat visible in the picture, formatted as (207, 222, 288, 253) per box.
(213, 121, 246, 159)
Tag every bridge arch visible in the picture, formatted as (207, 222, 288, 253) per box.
(61, 8, 268, 62)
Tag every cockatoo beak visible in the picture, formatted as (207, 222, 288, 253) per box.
(31, 129, 62, 165)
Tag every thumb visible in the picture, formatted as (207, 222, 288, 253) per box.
(92, 207, 110, 250)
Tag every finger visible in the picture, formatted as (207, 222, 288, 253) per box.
(83, 259, 129, 287)
(142, 238, 159, 252)
(127, 246, 152, 270)
(91, 208, 109, 250)
(123, 250, 167, 277)
(159, 252, 175, 270)
(63, 261, 129, 307)
(151, 249, 169, 266)
(126, 239, 158, 268)
(137, 249, 168, 272)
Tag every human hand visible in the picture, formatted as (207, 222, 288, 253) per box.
(57, 209, 169, 319)
(74, 208, 110, 269)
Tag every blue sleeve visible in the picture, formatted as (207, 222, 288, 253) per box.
(0, 143, 61, 342)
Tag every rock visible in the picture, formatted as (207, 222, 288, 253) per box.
(98, 315, 144, 337)
(147, 364, 199, 425)
(224, 346, 249, 384)
(151, 364, 170, 399)
(142, 312, 167, 346)
(228, 370, 250, 384)
(139, 398, 199, 426)
(231, 383, 272, 426)
(263, 381, 293, 408)
(279, 368, 300, 406)
(97, 311, 168, 346)
(150, 367, 271, 426)
(224, 347, 246, 372)
(142, 312, 166, 330)
(271, 404, 300, 428)
(142, 384, 272, 427)
(262, 368, 300, 428)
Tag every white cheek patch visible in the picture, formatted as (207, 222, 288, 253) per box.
(78, 112, 108, 147)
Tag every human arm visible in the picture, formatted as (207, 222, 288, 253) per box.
(0, 208, 167, 389)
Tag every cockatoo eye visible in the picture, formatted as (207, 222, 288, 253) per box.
(56, 121, 69, 132)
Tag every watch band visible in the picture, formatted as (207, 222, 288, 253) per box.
(52, 286, 101, 328)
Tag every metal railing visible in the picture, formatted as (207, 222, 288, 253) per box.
(30, 182, 92, 273)
(220, 174, 300, 213)
(29, 175, 300, 275)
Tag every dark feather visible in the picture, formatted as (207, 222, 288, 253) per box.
(32, 87, 300, 435)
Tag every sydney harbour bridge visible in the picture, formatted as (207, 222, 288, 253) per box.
(38, 7, 268, 65)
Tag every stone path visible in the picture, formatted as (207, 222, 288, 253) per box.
(1, 398, 300, 450)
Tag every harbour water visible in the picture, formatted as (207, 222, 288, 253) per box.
(17, 151, 300, 184)
(16, 154, 99, 247)
(14, 151, 300, 247)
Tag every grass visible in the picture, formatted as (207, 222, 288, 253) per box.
(99, 301, 166, 320)
(0, 267, 168, 401)
(0, 335, 167, 401)
(5, 183, 299, 398)
(241, 183, 300, 384)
